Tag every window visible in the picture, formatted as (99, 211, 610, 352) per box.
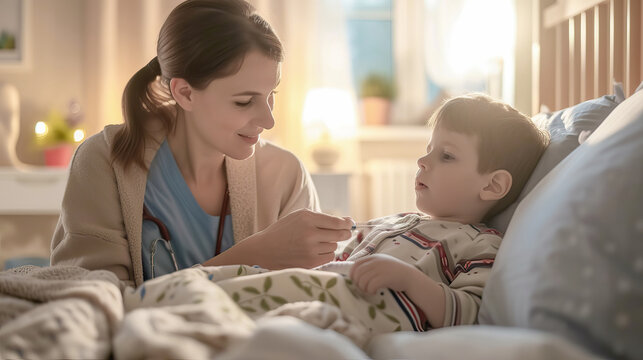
(341, 0, 516, 126)
(342, 0, 445, 126)
(343, 0, 393, 91)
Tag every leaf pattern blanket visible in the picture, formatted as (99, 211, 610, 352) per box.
(0, 213, 500, 358)
(124, 212, 501, 343)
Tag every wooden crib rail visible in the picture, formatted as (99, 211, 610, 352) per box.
(533, 0, 642, 113)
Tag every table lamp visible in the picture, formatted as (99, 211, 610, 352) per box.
(302, 88, 357, 171)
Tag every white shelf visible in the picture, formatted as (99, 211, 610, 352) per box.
(356, 125, 431, 141)
(0, 166, 69, 215)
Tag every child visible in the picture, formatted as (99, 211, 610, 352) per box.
(329, 93, 550, 329)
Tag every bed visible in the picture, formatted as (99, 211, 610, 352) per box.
(1, 0, 642, 359)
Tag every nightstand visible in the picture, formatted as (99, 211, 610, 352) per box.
(310, 172, 351, 216)
(0, 167, 68, 215)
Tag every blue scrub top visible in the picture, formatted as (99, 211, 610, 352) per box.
(141, 140, 234, 280)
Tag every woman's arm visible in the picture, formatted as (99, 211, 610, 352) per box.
(204, 142, 349, 269)
(202, 209, 354, 269)
(50, 132, 135, 286)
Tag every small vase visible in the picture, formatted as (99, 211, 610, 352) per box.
(361, 97, 391, 126)
(44, 144, 73, 167)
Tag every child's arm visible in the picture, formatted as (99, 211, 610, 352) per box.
(350, 254, 446, 328)
(414, 230, 501, 327)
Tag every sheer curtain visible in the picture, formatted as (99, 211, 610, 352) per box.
(250, 0, 355, 163)
(82, 0, 180, 136)
(393, 0, 427, 125)
(424, 0, 516, 103)
(84, 0, 355, 164)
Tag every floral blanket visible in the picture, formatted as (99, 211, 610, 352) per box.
(119, 213, 430, 352)
(0, 213, 500, 358)
(122, 262, 423, 348)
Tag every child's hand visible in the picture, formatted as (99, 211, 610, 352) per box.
(349, 254, 419, 295)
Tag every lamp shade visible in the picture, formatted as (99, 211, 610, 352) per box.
(302, 88, 357, 141)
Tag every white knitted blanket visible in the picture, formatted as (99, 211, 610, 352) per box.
(0, 265, 124, 359)
(0, 265, 368, 359)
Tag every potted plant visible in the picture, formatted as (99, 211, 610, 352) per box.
(359, 73, 395, 126)
(35, 101, 85, 167)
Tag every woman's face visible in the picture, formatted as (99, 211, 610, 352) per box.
(187, 50, 280, 160)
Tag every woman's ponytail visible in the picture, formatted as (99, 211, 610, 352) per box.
(112, 57, 172, 170)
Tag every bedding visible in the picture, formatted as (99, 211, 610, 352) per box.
(120, 211, 500, 350)
(479, 87, 643, 359)
(367, 325, 599, 360)
(488, 83, 626, 233)
(0, 264, 364, 359)
(0, 265, 124, 359)
(0, 264, 598, 360)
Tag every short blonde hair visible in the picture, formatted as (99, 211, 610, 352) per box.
(427, 93, 550, 221)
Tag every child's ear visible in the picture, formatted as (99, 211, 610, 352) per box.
(480, 170, 512, 201)
(170, 78, 194, 111)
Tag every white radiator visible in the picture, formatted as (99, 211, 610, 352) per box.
(365, 159, 419, 219)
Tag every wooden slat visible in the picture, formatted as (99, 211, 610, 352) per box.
(582, 9, 595, 100)
(610, 0, 626, 87)
(556, 21, 570, 109)
(569, 17, 575, 103)
(536, 0, 557, 113)
(570, 16, 582, 104)
(544, 0, 607, 28)
(595, 3, 610, 96)
(626, 0, 642, 95)
(541, 20, 557, 112)
(532, 0, 541, 115)
(534, 0, 641, 112)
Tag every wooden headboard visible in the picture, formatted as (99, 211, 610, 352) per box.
(532, 0, 642, 114)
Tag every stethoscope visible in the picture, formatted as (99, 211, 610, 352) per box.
(142, 188, 229, 279)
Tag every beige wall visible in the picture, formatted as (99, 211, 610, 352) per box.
(1, 0, 84, 165)
(0, 0, 84, 269)
(0, 0, 182, 269)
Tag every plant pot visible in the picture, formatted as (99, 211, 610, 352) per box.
(44, 144, 73, 167)
(361, 97, 391, 126)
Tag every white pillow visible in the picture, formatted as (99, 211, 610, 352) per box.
(488, 84, 625, 233)
(367, 326, 598, 360)
(479, 88, 643, 359)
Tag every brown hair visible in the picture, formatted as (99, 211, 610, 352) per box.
(112, 0, 283, 169)
(427, 93, 550, 221)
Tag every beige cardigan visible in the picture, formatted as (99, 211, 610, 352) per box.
(51, 125, 320, 287)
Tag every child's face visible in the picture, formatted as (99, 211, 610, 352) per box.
(415, 125, 490, 223)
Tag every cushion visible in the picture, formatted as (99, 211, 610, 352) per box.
(488, 84, 625, 233)
(367, 326, 598, 360)
(478, 88, 643, 359)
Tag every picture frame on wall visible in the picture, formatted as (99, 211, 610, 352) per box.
(0, 0, 31, 71)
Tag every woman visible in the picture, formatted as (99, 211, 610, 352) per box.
(51, 0, 352, 287)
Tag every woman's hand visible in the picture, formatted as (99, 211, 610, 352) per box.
(207, 209, 353, 269)
(349, 254, 419, 295)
